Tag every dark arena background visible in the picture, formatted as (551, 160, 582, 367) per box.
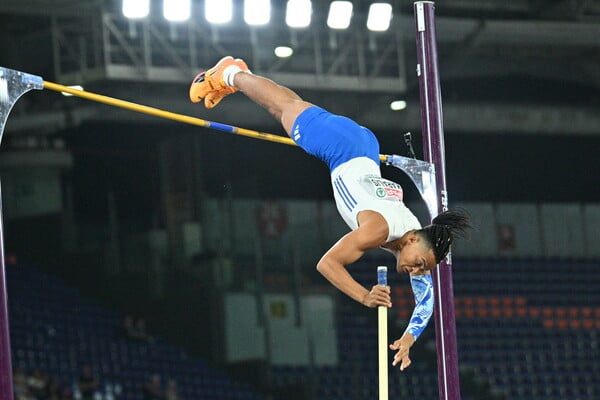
(1, 1, 599, 400)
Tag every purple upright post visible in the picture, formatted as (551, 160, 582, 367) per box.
(0, 67, 44, 400)
(0, 185, 13, 400)
(414, 2, 461, 400)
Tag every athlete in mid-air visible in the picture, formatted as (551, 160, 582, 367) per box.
(190, 57, 470, 371)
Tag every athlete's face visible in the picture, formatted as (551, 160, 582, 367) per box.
(396, 235, 437, 274)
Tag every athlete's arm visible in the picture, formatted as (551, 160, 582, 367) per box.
(316, 210, 391, 308)
(404, 273, 434, 338)
(389, 272, 434, 370)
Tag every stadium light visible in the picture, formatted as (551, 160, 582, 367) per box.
(390, 100, 407, 111)
(245, 0, 271, 26)
(367, 3, 392, 32)
(163, 0, 191, 22)
(122, 0, 150, 19)
(206, 0, 232, 24)
(286, 0, 312, 28)
(327, 1, 353, 30)
(274, 46, 294, 58)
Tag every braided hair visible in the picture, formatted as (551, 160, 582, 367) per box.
(416, 209, 471, 263)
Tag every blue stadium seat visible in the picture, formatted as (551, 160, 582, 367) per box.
(6, 264, 264, 400)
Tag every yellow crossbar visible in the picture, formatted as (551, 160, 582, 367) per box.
(43, 81, 388, 162)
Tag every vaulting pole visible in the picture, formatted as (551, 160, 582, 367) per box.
(377, 266, 388, 400)
(414, 2, 461, 399)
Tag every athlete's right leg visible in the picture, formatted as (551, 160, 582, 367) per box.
(189, 57, 381, 172)
(232, 72, 312, 137)
(189, 56, 313, 137)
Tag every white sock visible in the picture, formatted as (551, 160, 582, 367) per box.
(222, 65, 252, 87)
(223, 65, 241, 87)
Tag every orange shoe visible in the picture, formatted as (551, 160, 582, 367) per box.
(203, 86, 237, 109)
(189, 70, 212, 103)
(204, 58, 250, 108)
(189, 57, 249, 104)
(190, 57, 250, 107)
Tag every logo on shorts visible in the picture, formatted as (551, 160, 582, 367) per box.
(376, 188, 386, 198)
(293, 125, 301, 141)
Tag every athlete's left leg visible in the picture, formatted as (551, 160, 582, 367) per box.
(233, 72, 312, 137)
(189, 56, 313, 136)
